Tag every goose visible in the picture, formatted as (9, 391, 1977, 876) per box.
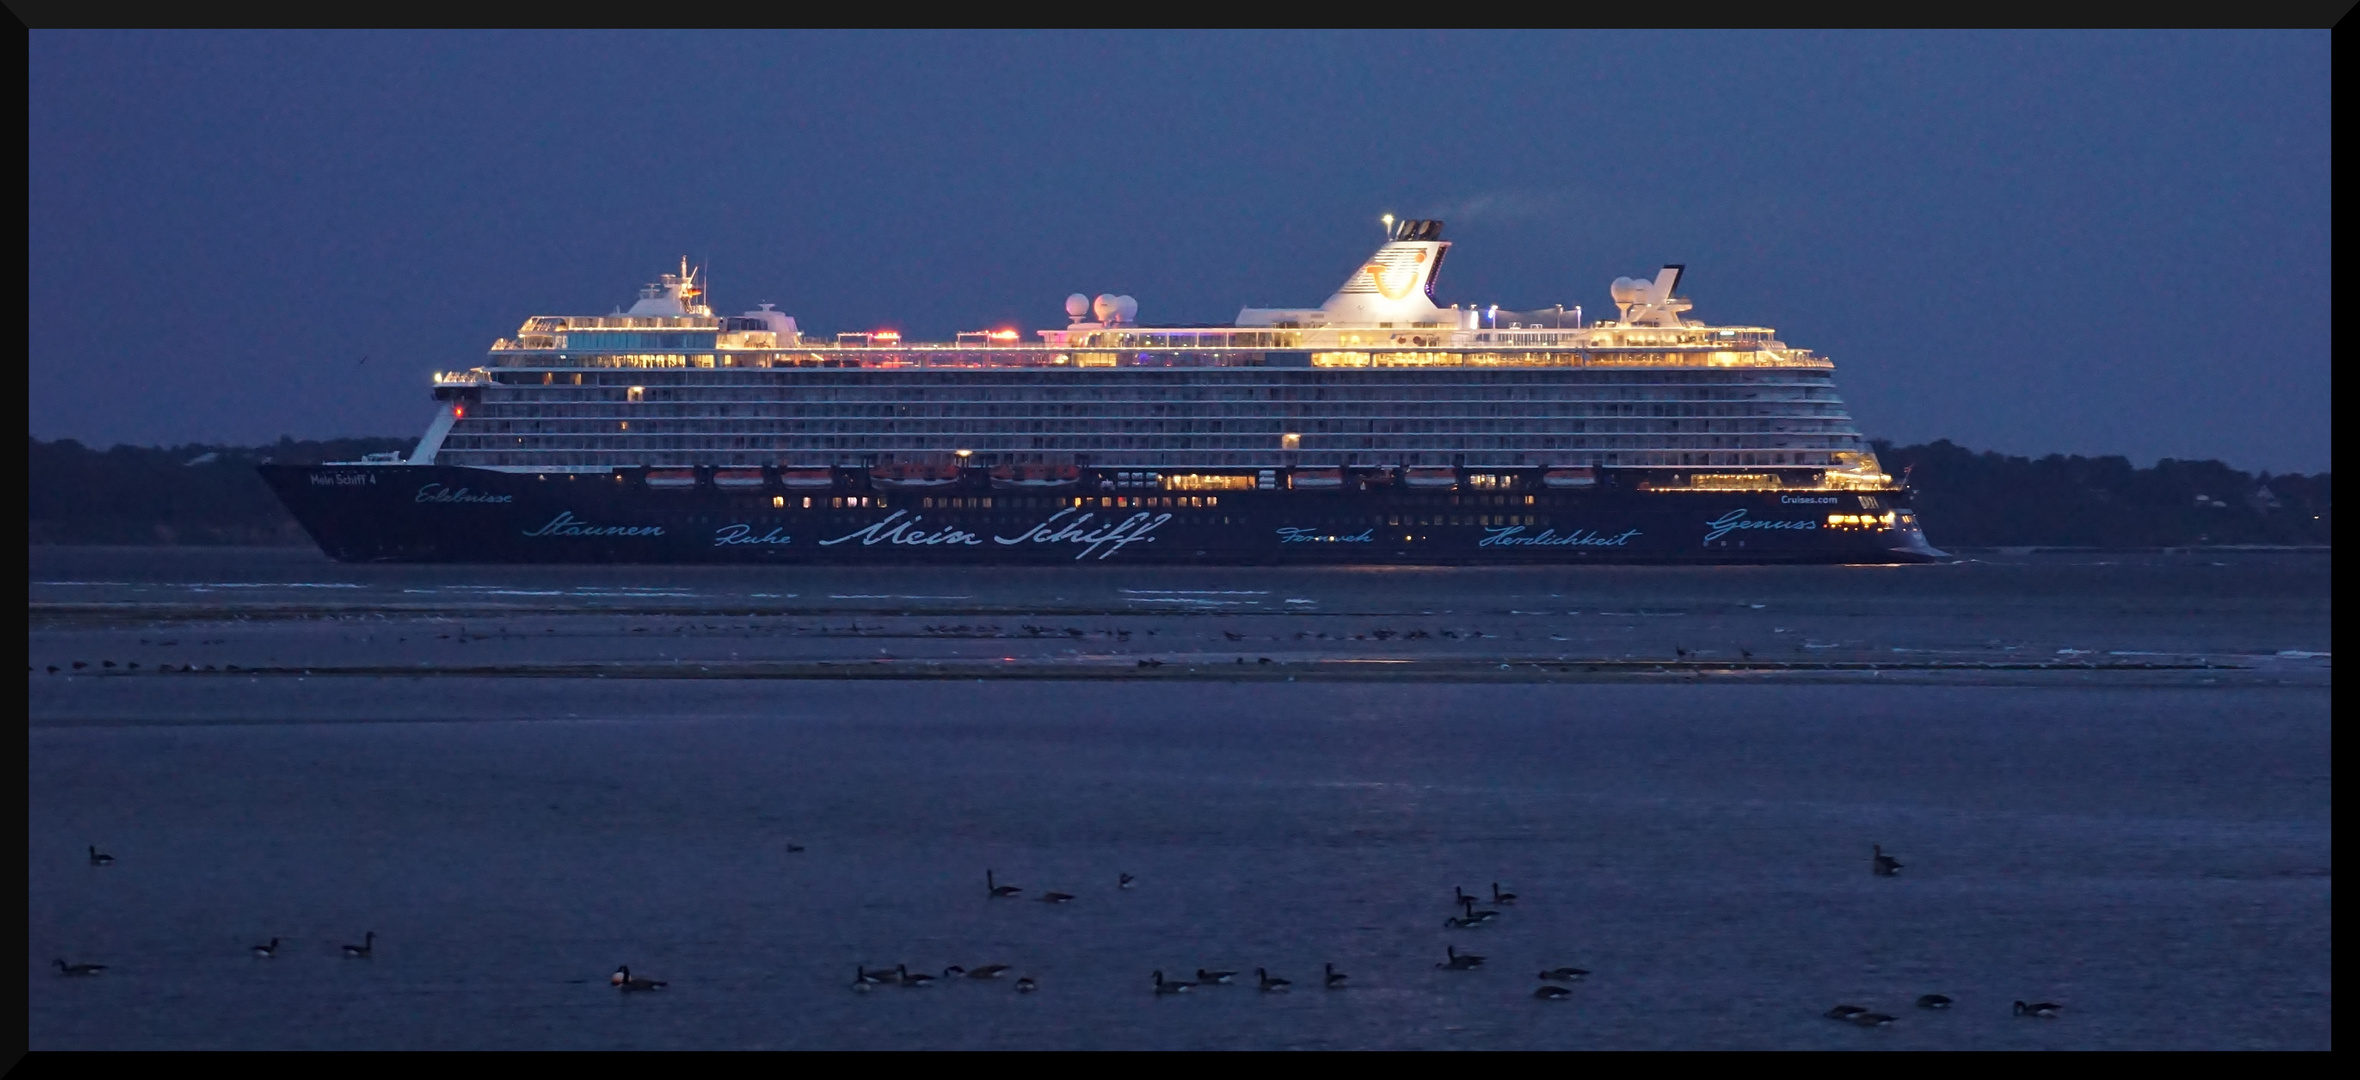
(855, 966, 890, 986)
(960, 964, 1011, 980)
(851, 977, 873, 993)
(87, 846, 113, 867)
(1460, 897, 1501, 923)
(1824, 1005, 1868, 1020)
(1324, 963, 1348, 989)
(2013, 1001, 2061, 1018)
(1196, 968, 1236, 985)
(611, 965, 666, 991)
(1039, 890, 1075, 904)
(251, 938, 280, 959)
(1849, 1012, 1897, 1027)
(895, 964, 934, 987)
(986, 870, 1021, 899)
(1538, 966, 1590, 982)
(1256, 968, 1291, 992)
(1118, 873, 1137, 890)
(1491, 882, 1518, 905)
(55, 959, 106, 976)
(1152, 970, 1192, 995)
(785, 844, 806, 854)
(1915, 994, 1953, 1010)
(1438, 945, 1485, 970)
(1014, 977, 1038, 993)
(1533, 985, 1572, 1001)
(1872, 845, 1903, 877)
(342, 932, 375, 958)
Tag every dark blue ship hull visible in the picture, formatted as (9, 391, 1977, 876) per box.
(258, 465, 1946, 565)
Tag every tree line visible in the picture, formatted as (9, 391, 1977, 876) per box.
(26, 436, 2333, 548)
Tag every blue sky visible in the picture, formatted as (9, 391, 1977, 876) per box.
(27, 31, 2331, 471)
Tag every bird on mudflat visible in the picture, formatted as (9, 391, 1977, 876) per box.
(1039, 890, 1075, 904)
(1491, 882, 1518, 905)
(895, 965, 934, 987)
(1118, 873, 1137, 890)
(955, 964, 1011, 980)
(1872, 845, 1903, 877)
(1850, 1011, 1897, 1027)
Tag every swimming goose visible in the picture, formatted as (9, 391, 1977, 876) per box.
(1196, 968, 1236, 985)
(1256, 968, 1291, 992)
(1538, 966, 1589, 982)
(88, 846, 113, 867)
(960, 964, 1011, 980)
(895, 964, 935, 987)
(1014, 976, 1038, 993)
(986, 870, 1021, 899)
(1872, 845, 1903, 877)
(1915, 994, 1953, 1010)
(251, 938, 280, 959)
(1459, 898, 1501, 923)
(1824, 1005, 1868, 1020)
(1533, 984, 1572, 1000)
(1039, 890, 1075, 904)
(1324, 963, 1348, 989)
(1152, 970, 1193, 995)
(55, 959, 105, 976)
(1491, 882, 1518, 905)
(855, 966, 890, 986)
(1849, 1011, 1896, 1027)
(1118, 873, 1137, 890)
(1438, 945, 1485, 970)
(611, 965, 666, 991)
(342, 932, 375, 958)
(2013, 1001, 2060, 1018)
(785, 844, 806, 854)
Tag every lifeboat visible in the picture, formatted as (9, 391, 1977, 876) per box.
(1543, 467, 1597, 489)
(1403, 467, 1459, 490)
(712, 469, 767, 490)
(988, 462, 1082, 490)
(1288, 468, 1344, 490)
(644, 469, 698, 490)
(868, 461, 965, 490)
(778, 469, 837, 490)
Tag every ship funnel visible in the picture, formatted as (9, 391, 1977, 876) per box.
(1613, 264, 1691, 327)
(1316, 219, 1449, 325)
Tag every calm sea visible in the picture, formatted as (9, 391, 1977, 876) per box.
(28, 547, 2332, 1049)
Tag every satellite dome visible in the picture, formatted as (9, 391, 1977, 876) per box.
(1115, 295, 1138, 321)
(1610, 277, 1644, 305)
(1092, 293, 1119, 323)
(1065, 293, 1091, 319)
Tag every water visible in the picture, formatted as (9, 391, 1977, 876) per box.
(28, 548, 2332, 1048)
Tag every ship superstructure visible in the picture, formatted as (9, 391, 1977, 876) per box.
(266, 222, 1944, 564)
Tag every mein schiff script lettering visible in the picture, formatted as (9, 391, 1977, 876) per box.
(415, 483, 514, 505)
(1702, 509, 1817, 543)
(523, 511, 665, 538)
(1479, 525, 1641, 548)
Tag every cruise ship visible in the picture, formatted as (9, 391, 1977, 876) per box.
(261, 220, 1945, 564)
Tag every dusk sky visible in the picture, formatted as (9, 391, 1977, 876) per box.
(28, 31, 2330, 472)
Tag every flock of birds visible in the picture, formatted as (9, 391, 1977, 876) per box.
(55, 841, 2067, 1030)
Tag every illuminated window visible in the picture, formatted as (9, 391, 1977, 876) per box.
(772, 496, 785, 508)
